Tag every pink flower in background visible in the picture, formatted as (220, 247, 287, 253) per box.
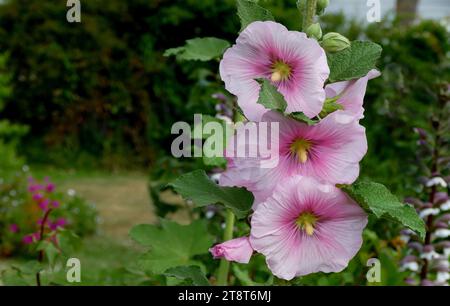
(22, 232, 41, 245)
(51, 200, 60, 208)
(37, 218, 47, 226)
(28, 184, 43, 193)
(209, 236, 253, 264)
(220, 111, 367, 206)
(32, 193, 44, 202)
(22, 235, 34, 245)
(9, 224, 19, 233)
(250, 176, 367, 280)
(220, 21, 329, 121)
(325, 69, 380, 119)
(49, 218, 67, 231)
(38, 199, 50, 211)
(45, 183, 55, 193)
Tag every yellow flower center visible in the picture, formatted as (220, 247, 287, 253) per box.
(296, 212, 318, 236)
(271, 61, 292, 82)
(290, 138, 312, 163)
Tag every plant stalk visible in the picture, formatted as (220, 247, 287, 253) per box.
(36, 208, 52, 286)
(302, 0, 317, 31)
(216, 209, 235, 286)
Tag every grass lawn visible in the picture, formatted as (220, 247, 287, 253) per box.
(0, 167, 157, 285)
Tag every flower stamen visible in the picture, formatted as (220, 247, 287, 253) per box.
(296, 212, 317, 236)
(271, 61, 292, 82)
(290, 138, 312, 163)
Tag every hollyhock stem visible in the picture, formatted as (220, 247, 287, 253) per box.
(302, 0, 317, 31)
(216, 209, 235, 285)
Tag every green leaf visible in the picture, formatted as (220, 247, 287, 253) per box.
(340, 181, 426, 240)
(203, 156, 227, 168)
(130, 220, 213, 274)
(237, 0, 275, 31)
(319, 98, 344, 117)
(168, 170, 253, 218)
(289, 112, 318, 125)
(327, 41, 382, 82)
(165, 265, 210, 286)
(37, 241, 60, 267)
(256, 79, 287, 112)
(56, 229, 81, 255)
(193, 115, 230, 168)
(164, 37, 230, 61)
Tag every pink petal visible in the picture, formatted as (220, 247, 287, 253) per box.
(209, 236, 254, 264)
(325, 69, 381, 119)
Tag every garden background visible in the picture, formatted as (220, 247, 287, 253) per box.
(0, 0, 449, 285)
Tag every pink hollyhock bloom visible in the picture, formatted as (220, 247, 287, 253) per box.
(250, 176, 367, 280)
(220, 111, 367, 206)
(209, 236, 253, 264)
(325, 69, 380, 119)
(220, 21, 329, 121)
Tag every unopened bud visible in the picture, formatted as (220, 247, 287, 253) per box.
(316, 0, 329, 15)
(306, 23, 322, 40)
(321, 32, 351, 53)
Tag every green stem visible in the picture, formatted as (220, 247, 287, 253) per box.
(216, 209, 235, 286)
(302, 0, 317, 31)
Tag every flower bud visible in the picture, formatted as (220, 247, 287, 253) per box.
(306, 23, 322, 40)
(209, 236, 253, 264)
(316, 0, 329, 15)
(321, 32, 351, 53)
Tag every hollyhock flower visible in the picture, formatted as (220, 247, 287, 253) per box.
(51, 200, 60, 208)
(324, 69, 380, 119)
(220, 21, 329, 121)
(209, 236, 253, 264)
(250, 176, 367, 280)
(220, 111, 367, 206)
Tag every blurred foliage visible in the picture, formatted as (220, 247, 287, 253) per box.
(0, 0, 301, 170)
(0, 52, 28, 173)
(362, 19, 449, 197)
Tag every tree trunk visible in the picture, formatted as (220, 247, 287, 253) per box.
(396, 0, 419, 26)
